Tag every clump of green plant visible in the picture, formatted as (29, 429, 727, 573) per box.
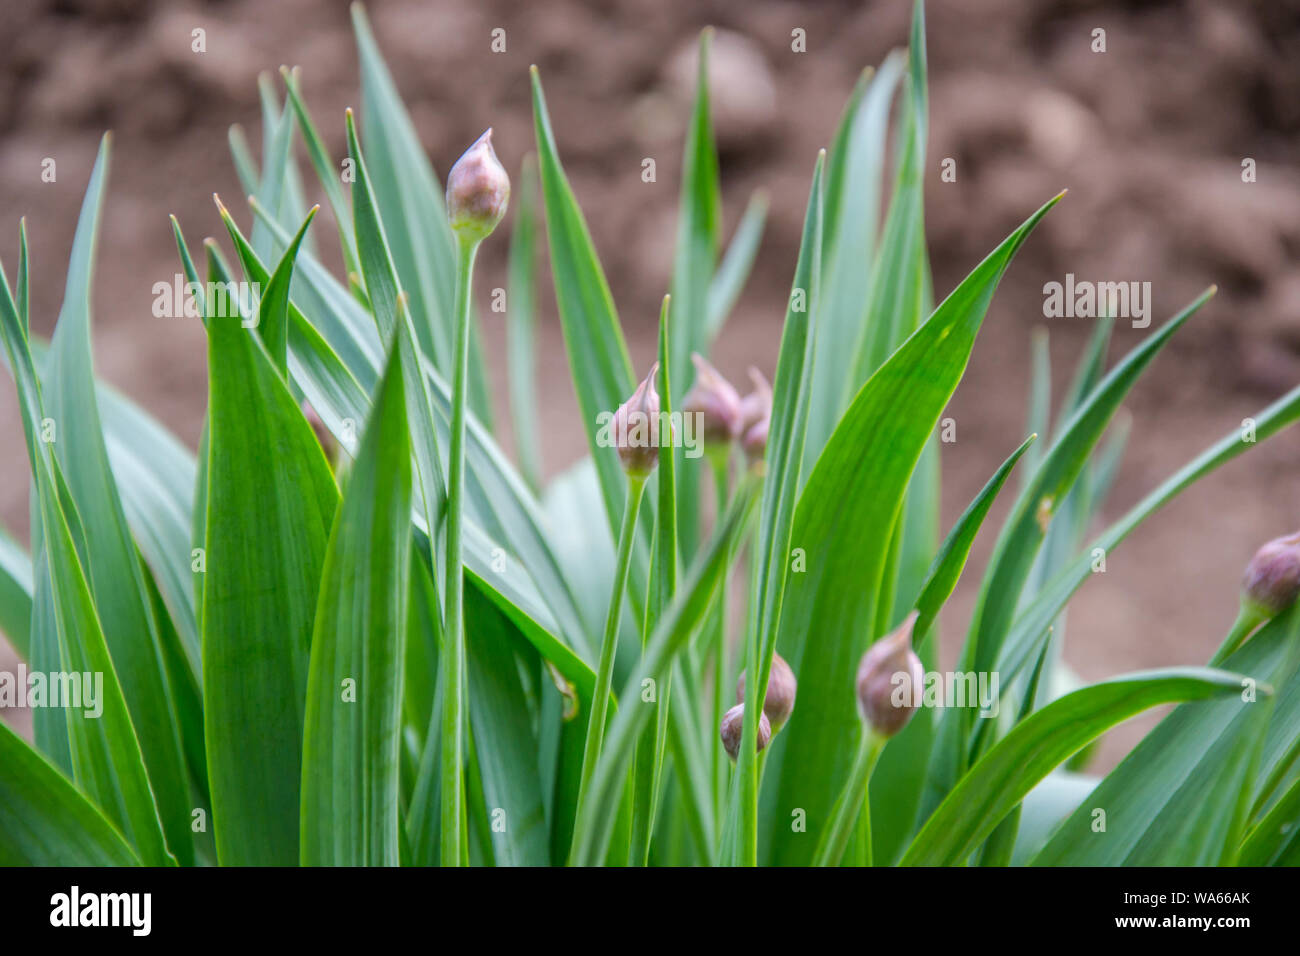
(1, 1, 1298, 867)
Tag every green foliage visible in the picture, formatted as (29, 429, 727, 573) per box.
(0, 0, 1296, 868)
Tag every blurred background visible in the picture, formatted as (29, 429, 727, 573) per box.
(1, 0, 1298, 765)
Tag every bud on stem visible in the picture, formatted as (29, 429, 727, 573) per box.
(737, 651, 797, 733)
(855, 611, 923, 738)
(446, 129, 510, 244)
(720, 703, 771, 761)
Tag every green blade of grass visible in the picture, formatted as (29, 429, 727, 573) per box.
(901, 666, 1259, 865)
(761, 191, 1061, 866)
(200, 244, 339, 865)
(301, 329, 411, 865)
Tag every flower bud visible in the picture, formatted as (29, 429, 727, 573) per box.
(1241, 531, 1300, 618)
(855, 611, 923, 738)
(682, 353, 743, 446)
(446, 129, 510, 243)
(736, 651, 797, 732)
(611, 364, 662, 477)
(719, 703, 771, 762)
(739, 367, 772, 463)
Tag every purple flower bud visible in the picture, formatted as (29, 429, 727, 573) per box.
(855, 611, 923, 738)
(719, 703, 772, 762)
(682, 353, 743, 446)
(1241, 531, 1300, 617)
(736, 651, 797, 732)
(739, 368, 772, 464)
(446, 129, 510, 243)
(611, 364, 662, 477)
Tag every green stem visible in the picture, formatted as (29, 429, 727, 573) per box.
(570, 475, 646, 863)
(1210, 603, 1265, 667)
(812, 729, 884, 867)
(708, 448, 731, 821)
(439, 235, 479, 867)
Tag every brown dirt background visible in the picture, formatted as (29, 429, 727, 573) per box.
(1, 0, 1299, 771)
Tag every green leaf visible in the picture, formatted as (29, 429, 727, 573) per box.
(281, 66, 360, 277)
(227, 202, 595, 672)
(0, 720, 140, 866)
(915, 434, 1037, 642)
(735, 151, 825, 865)
(761, 191, 1061, 865)
(996, 378, 1300, 692)
(705, 190, 768, 342)
(843, 3, 928, 410)
(530, 66, 636, 544)
(201, 244, 339, 865)
(632, 299, 680, 864)
(668, 29, 722, 397)
(342, 109, 451, 587)
(301, 330, 411, 865)
(0, 273, 172, 866)
(901, 667, 1255, 865)
(507, 154, 544, 491)
(1032, 610, 1300, 865)
(969, 289, 1213, 682)
(257, 205, 318, 374)
(465, 587, 551, 865)
(350, 4, 492, 429)
(804, 52, 905, 464)
(39, 135, 193, 865)
(0, 524, 32, 657)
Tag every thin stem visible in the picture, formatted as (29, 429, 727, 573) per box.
(1209, 603, 1264, 667)
(812, 729, 885, 867)
(439, 235, 479, 867)
(570, 475, 646, 863)
(708, 448, 731, 820)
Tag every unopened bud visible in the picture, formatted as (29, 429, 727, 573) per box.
(736, 651, 797, 732)
(1241, 530, 1300, 618)
(739, 367, 772, 463)
(682, 353, 743, 446)
(446, 129, 510, 243)
(855, 611, 923, 738)
(612, 364, 662, 477)
(719, 703, 771, 762)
